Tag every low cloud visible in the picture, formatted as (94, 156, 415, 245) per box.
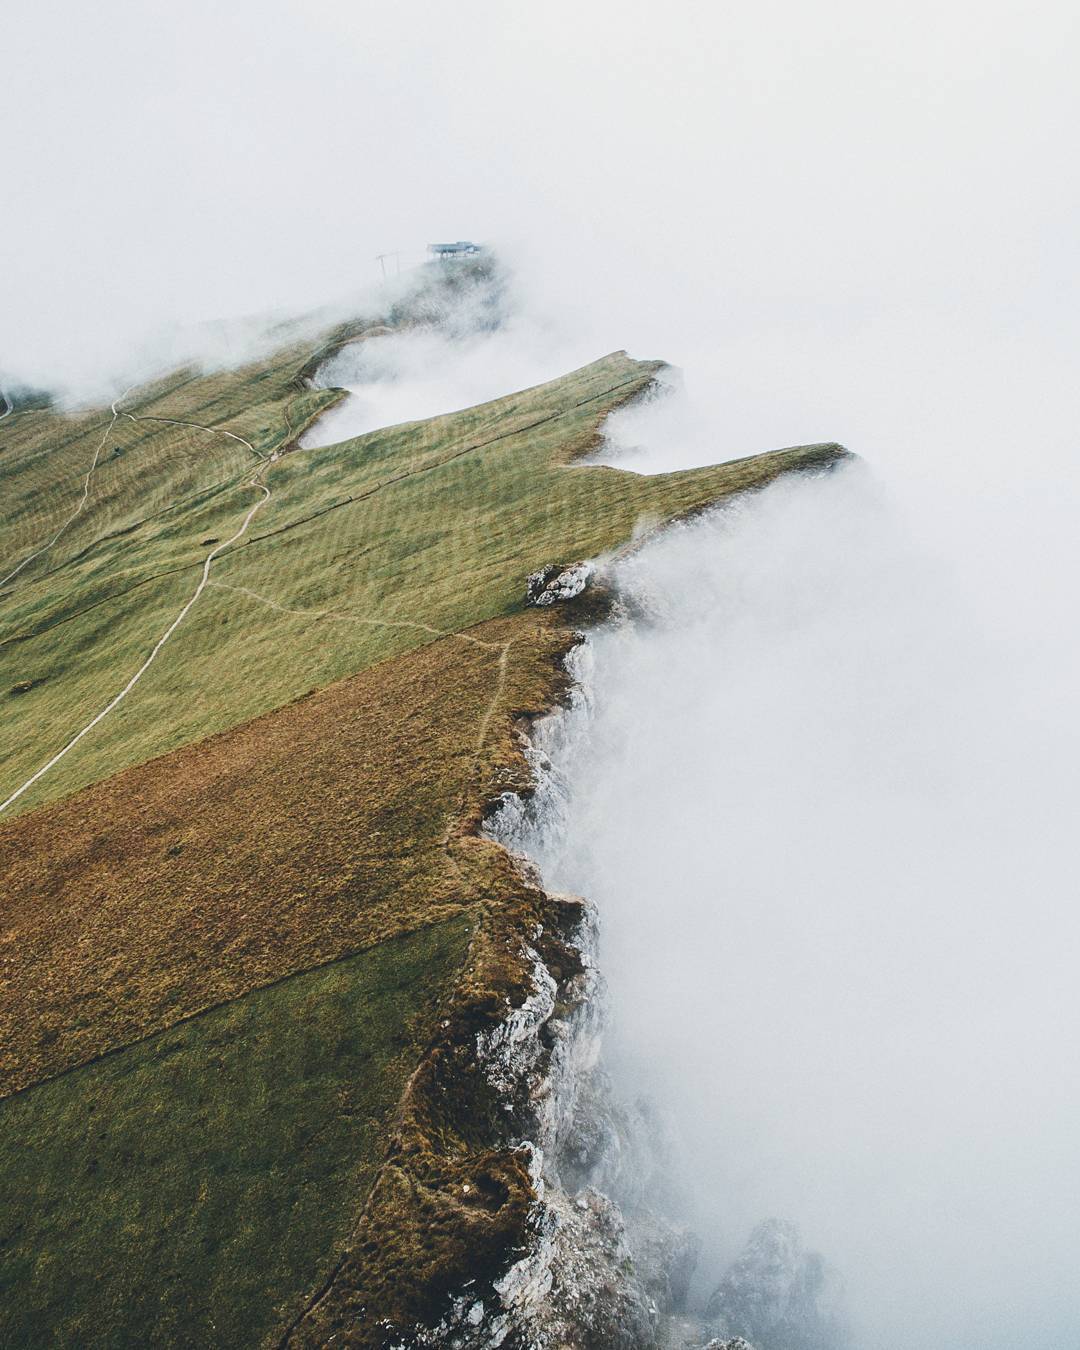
(516, 458, 1080, 1348)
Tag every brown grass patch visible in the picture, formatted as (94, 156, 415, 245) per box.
(0, 606, 568, 1099)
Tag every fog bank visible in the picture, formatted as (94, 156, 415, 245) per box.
(6, 0, 1078, 417)
(302, 318, 597, 447)
(508, 459, 1080, 1348)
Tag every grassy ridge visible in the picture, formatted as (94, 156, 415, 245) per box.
(0, 308, 847, 1343)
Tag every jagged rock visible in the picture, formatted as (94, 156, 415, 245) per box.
(700, 1339, 756, 1350)
(503, 847, 545, 892)
(495, 1185, 664, 1349)
(470, 724, 713, 1350)
(625, 1213, 700, 1312)
(525, 561, 592, 606)
(407, 901, 678, 1349)
(704, 1218, 848, 1350)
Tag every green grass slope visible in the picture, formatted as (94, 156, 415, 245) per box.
(0, 918, 469, 1349)
(1, 344, 840, 819)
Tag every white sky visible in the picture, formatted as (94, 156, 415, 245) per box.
(3, 0, 1077, 405)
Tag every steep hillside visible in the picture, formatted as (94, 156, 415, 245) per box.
(0, 300, 846, 1345)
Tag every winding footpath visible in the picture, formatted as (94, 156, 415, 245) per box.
(0, 352, 571, 815)
(119, 411, 267, 461)
(0, 413, 273, 817)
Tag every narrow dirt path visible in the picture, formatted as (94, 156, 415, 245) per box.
(0, 413, 274, 817)
(0, 394, 128, 588)
(212, 577, 516, 776)
(208, 580, 499, 652)
(472, 640, 513, 753)
(120, 411, 266, 461)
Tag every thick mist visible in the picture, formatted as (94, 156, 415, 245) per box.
(302, 318, 597, 447)
(290, 130, 1080, 1341)
(509, 460, 1080, 1349)
(6, 0, 1078, 415)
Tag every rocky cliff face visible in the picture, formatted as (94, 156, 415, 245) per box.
(361, 573, 847, 1349)
(432, 718, 710, 1350)
(414, 859, 699, 1350)
(450, 638, 849, 1350)
(704, 1219, 848, 1350)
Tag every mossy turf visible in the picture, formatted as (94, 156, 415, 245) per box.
(0, 916, 470, 1350)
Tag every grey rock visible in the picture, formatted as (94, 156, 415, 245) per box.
(704, 1219, 848, 1350)
(525, 561, 593, 606)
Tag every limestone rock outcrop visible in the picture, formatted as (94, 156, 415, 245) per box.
(525, 562, 593, 607)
